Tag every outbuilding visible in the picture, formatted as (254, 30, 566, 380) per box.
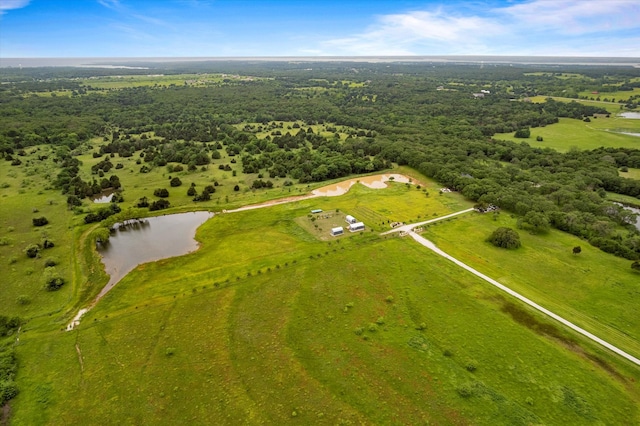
(311, 209, 323, 214)
(330, 226, 344, 236)
(345, 215, 357, 224)
(349, 222, 365, 232)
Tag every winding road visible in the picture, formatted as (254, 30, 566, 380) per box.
(385, 210, 640, 367)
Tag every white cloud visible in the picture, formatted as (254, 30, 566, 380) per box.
(497, 0, 640, 35)
(0, 0, 30, 15)
(321, 9, 504, 55)
(97, 0, 121, 11)
(319, 1, 640, 56)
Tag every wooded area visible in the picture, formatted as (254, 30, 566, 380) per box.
(1, 61, 639, 259)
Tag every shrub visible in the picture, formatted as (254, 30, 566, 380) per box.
(32, 217, 49, 227)
(153, 188, 169, 198)
(170, 177, 182, 187)
(0, 381, 19, 405)
(43, 267, 64, 291)
(16, 295, 31, 305)
(486, 227, 521, 249)
(149, 199, 170, 211)
(514, 128, 530, 138)
(456, 383, 474, 398)
(44, 257, 58, 267)
(24, 244, 40, 258)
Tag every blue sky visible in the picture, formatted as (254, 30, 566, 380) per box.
(1, 0, 639, 57)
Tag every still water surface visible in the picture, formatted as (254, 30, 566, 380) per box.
(97, 211, 213, 298)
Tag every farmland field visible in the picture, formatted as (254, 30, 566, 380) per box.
(11, 181, 640, 425)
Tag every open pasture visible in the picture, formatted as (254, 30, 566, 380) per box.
(12, 201, 640, 424)
(494, 117, 640, 152)
(422, 211, 640, 358)
(527, 95, 627, 114)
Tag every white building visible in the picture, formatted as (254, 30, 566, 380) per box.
(349, 222, 365, 232)
(330, 226, 344, 236)
(345, 215, 357, 224)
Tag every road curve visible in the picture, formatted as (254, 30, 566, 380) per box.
(406, 230, 640, 367)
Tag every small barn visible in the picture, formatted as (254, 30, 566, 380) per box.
(330, 226, 344, 236)
(345, 215, 357, 224)
(349, 222, 365, 232)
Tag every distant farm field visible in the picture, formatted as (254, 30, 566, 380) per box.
(494, 117, 640, 152)
(527, 95, 629, 114)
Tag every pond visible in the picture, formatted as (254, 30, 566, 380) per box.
(67, 210, 213, 330)
(96, 211, 213, 299)
(619, 112, 640, 119)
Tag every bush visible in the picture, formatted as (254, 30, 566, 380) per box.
(149, 199, 170, 211)
(153, 188, 169, 198)
(0, 380, 19, 405)
(44, 257, 58, 267)
(514, 128, 530, 138)
(16, 295, 31, 305)
(32, 217, 49, 227)
(170, 177, 182, 187)
(486, 227, 521, 249)
(43, 267, 65, 291)
(24, 244, 40, 258)
(456, 383, 474, 398)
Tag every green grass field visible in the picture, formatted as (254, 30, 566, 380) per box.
(4, 142, 640, 424)
(11, 190, 640, 424)
(527, 95, 630, 114)
(494, 117, 640, 152)
(620, 167, 640, 181)
(422, 212, 640, 357)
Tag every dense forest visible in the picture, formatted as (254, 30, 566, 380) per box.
(1, 61, 640, 260)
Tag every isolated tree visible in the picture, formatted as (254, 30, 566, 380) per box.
(632, 261, 640, 272)
(573, 246, 582, 255)
(486, 227, 521, 249)
(170, 177, 182, 187)
(514, 128, 530, 138)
